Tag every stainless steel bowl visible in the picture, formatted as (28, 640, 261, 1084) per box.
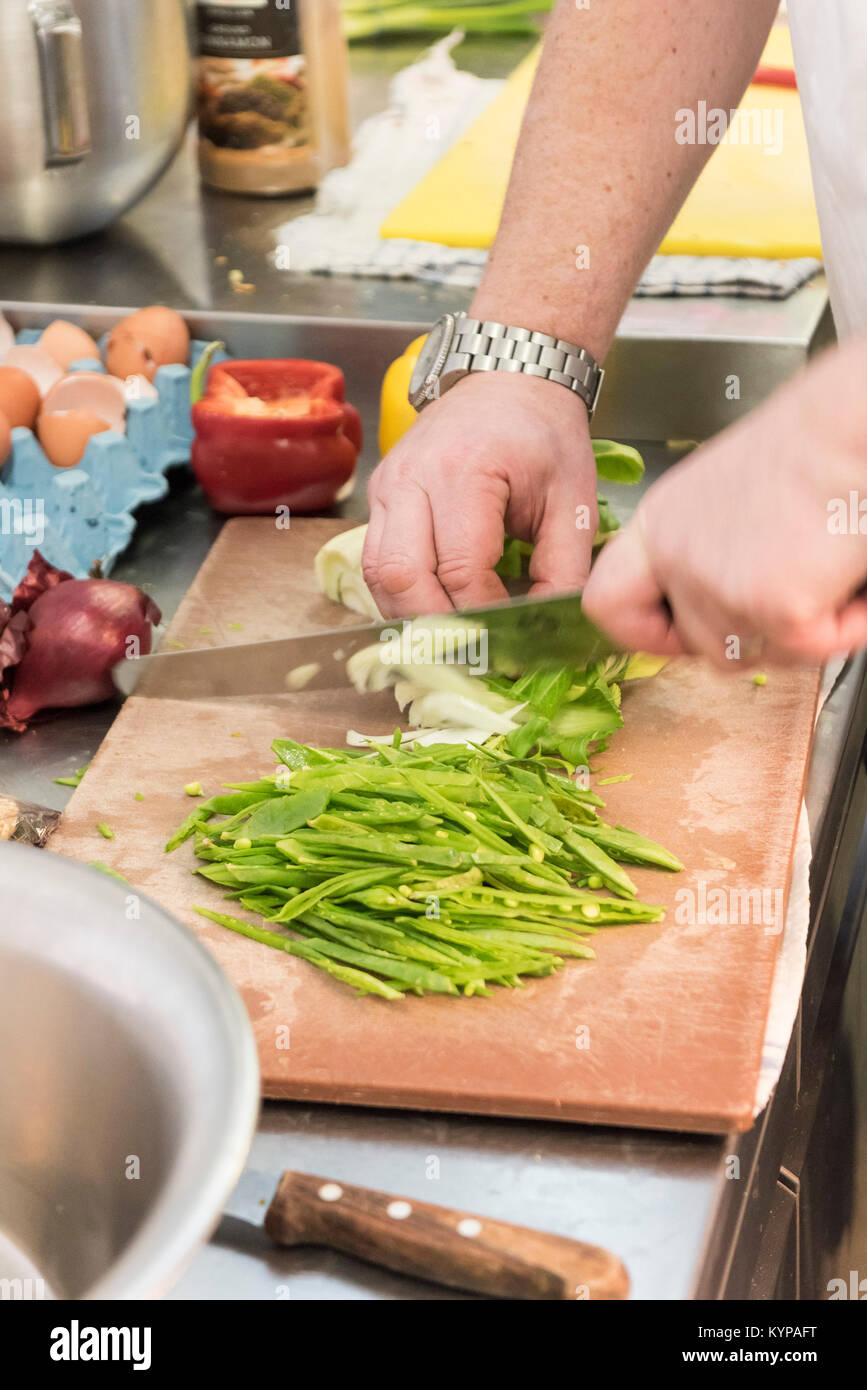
(0, 0, 193, 245)
(0, 841, 260, 1299)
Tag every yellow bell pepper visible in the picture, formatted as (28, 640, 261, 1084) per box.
(379, 334, 426, 457)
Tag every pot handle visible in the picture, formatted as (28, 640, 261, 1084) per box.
(29, 0, 92, 166)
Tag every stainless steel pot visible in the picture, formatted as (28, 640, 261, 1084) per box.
(0, 841, 260, 1299)
(0, 1, 194, 245)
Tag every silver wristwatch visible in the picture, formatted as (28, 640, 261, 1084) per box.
(408, 312, 604, 416)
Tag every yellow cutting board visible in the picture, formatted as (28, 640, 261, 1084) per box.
(381, 27, 822, 259)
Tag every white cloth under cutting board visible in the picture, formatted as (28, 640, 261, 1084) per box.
(754, 657, 847, 1116)
(789, 0, 867, 336)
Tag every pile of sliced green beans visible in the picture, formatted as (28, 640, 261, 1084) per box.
(166, 734, 682, 1000)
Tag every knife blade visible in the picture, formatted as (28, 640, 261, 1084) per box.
(217, 1168, 629, 1300)
(113, 592, 619, 700)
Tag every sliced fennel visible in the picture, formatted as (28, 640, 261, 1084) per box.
(315, 524, 382, 620)
(623, 652, 669, 680)
(315, 476, 666, 762)
(347, 631, 526, 736)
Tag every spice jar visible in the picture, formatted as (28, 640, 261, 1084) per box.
(195, 1, 350, 196)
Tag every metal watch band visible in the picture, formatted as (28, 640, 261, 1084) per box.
(441, 315, 604, 415)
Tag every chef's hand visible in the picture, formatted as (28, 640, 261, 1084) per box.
(363, 371, 598, 617)
(583, 341, 867, 667)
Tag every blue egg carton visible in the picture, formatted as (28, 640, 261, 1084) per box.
(0, 334, 229, 602)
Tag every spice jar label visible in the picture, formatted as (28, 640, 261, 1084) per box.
(197, 2, 301, 61)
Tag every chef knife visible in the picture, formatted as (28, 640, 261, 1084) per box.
(219, 1168, 629, 1301)
(113, 591, 619, 700)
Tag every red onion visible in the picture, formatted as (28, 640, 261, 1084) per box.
(11, 550, 73, 613)
(2, 576, 160, 727)
(0, 608, 29, 684)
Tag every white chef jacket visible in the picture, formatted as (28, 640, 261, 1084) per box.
(788, 1, 867, 339)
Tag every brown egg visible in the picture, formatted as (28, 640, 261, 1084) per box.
(123, 306, 190, 365)
(39, 320, 101, 370)
(37, 410, 111, 468)
(0, 365, 41, 429)
(105, 328, 156, 382)
(0, 410, 11, 467)
(106, 306, 189, 382)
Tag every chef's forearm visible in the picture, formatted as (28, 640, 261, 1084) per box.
(471, 0, 779, 358)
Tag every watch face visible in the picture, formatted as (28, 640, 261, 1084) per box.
(409, 315, 454, 407)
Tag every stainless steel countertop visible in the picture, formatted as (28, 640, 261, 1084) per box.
(1, 35, 863, 1301)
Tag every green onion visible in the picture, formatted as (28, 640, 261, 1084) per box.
(340, 1, 553, 42)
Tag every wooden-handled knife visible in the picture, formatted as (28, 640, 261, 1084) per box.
(222, 1169, 629, 1300)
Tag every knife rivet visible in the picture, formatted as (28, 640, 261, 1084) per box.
(386, 1200, 412, 1220)
(457, 1218, 482, 1238)
(318, 1183, 343, 1202)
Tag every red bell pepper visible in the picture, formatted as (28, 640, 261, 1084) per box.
(191, 359, 362, 514)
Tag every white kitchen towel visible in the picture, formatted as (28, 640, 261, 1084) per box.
(274, 35, 497, 285)
(276, 35, 821, 300)
(754, 655, 848, 1115)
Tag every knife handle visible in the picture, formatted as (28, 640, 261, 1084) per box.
(263, 1171, 628, 1300)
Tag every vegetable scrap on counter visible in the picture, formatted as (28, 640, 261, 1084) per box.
(89, 861, 129, 884)
(53, 763, 89, 788)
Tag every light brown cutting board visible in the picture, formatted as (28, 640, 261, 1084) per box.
(52, 518, 820, 1133)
